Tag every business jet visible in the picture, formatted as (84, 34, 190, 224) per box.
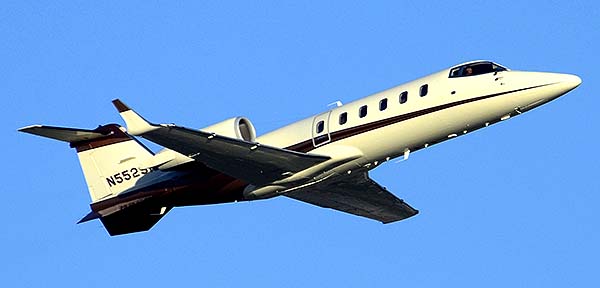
(19, 60, 581, 236)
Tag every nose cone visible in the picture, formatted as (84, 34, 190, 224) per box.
(559, 73, 582, 90)
(542, 72, 582, 101)
(509, 71, 581, 112)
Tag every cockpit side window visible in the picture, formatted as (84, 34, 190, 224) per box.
(492, 63, 507, 72)
(450, 67, 462, 77)
(449, 62, 507, 78)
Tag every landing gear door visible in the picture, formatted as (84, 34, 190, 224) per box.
(312, 111, 331, 147)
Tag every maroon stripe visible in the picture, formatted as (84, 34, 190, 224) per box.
(286, 84, 552, 153)
(72, 124, 132, 152)
(89, 170, 246, 213)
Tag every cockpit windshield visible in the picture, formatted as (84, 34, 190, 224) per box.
(449, 61, 507, 78)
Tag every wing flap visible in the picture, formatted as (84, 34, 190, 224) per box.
(286, 172, 418, 223)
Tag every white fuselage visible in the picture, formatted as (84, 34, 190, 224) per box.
(246, 62, 580, 197)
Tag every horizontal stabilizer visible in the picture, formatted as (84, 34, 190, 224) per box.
(18, 125, 110, 143)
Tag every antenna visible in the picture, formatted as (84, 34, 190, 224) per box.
(327, 100, 343, 108)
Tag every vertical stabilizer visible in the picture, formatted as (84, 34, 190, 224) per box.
(19, 124, 155, 202)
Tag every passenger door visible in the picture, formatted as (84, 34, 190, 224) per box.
(312, 111, 331, 147)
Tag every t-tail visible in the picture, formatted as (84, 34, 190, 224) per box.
(19, 124, 172, 236)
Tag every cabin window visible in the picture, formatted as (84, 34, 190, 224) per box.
(359, 105, 368, 118)
(399, 91, 408, 104)
(339, 112, 348, 125)
(420, 84, 428, 97)
(316, 121, 324, 134)
(379, 98, 388, 111)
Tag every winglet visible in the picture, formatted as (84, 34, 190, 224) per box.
(112, 99, 131, 113)
(112, 99, 159, 136)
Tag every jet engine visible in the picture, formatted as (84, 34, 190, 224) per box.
(201, 117, 256, 142)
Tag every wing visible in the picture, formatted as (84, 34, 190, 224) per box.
(285, 172, 418, 223)
(113, 99, 330, 186)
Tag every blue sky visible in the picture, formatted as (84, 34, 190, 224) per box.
(3, 1, 599, 287)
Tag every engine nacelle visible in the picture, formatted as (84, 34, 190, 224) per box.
(201, 117, 256, 142)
